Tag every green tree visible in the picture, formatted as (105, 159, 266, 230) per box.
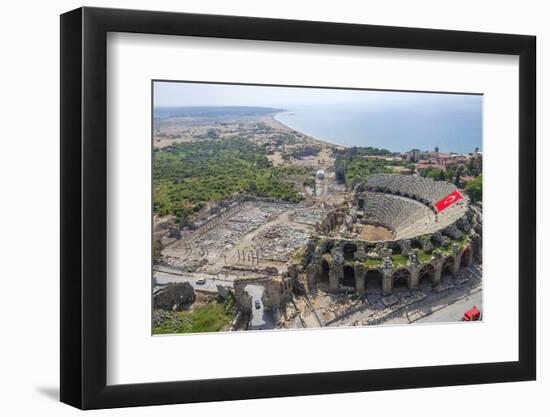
(465, 175, 482, 202)
(421, 166, 444, 180)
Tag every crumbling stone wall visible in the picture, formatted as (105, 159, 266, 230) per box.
(317, 208, 347, 235)
(303, 237, 476, 297)
(233, 276, 293, 313)
(153, 282, 196, 311)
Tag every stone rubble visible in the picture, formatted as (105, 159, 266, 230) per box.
(252, 224, 310, 262)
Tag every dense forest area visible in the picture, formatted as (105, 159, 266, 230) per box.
(154, 137, 308, 219)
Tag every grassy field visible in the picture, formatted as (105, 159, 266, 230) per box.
(153, 301, 235, 334)
(363, 258, 383, 268)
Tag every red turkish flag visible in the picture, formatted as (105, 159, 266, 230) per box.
(434, 190, 463, 212)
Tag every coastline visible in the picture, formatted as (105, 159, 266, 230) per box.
(272, 110, 480, 155)
(154, 105, 481, 154)
(268, 112, 344, 149)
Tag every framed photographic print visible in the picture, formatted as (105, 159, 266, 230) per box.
(60, 7, 536, 409)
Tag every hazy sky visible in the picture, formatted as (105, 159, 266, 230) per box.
(153, 81, 481, 110)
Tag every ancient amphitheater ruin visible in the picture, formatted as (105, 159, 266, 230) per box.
(303, 174, 482, 297)
(154, 173, 482, 329)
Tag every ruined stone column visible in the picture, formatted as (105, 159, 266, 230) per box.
(433, 264, 443, 285)
(400, 239, 412, 256)
(431, 251, 444, 285)
(354, 244, 368, 262)
(409, 266, 420, 290)
(355, 264, 365, 297)
(451, 244, 461, 275)
(329, 263, 342, 292)
(470, 232, 482, 264)
(382, 257, 393, 295)
(382, 270, 392, 295)
(465, 245, 474, 267)
(306, 263, 318, 290)
(329, 245, 344, 293)
(408, 249, 420, 290)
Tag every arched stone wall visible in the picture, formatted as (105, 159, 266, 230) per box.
(319, 259, 330, 284)
(392, 267, 412, 290)
(461, 246, 473, 267)
(309, 239, 479, 296)
(341, 265, 356, 290)
(322, 240, 334, 254)
(451, 248, 462, 274)
(329, 263, 342, 292)
(442, 255, 456, 278)
(418, 263, 436, 287)
(364, 269, 384, 295)
(342, 242, 358, 260)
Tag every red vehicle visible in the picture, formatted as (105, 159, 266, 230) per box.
(463, 306, 481, 321)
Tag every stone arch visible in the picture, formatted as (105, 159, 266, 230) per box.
(323, 240, 334, 254)
(442, 255, 455, 278)
(342, 242, 358, 260)
(392, 268, 411, 290)
(461, 246, 471, 266)
(418, 263, 435, 287)
(342, 265, 356, 290)
(390, 243, 402, 255)
(319, 259, 330, 284)
(364, 269, 383, 294)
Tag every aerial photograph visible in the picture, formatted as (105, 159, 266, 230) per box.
(151, 81, 483, 334)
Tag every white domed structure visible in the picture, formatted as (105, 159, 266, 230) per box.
(316, 169, 325, 180)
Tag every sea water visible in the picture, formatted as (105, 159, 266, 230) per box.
(275, 94, 482, 154)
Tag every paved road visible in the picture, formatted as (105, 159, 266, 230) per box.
(154, 270, 234, 293)
(415, 290, 482, 323)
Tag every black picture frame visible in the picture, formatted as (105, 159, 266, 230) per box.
(60, 6, 536, 410)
